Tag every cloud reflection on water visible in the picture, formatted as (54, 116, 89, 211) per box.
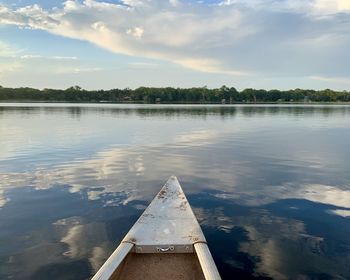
(192, 194, 350, 279)
(215, 183, 350, 209)
(0, 126, 231, 209)
(0, 104, 350, 279)
(0, 186, 143, 279)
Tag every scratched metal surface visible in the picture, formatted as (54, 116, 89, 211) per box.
(123, 176, 205, 251)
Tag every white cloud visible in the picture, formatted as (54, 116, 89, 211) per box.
(312, 0, 350, 14)
(169, 0, 181, 7)
(20, 54, 78, 60)
(1, 41, 78, 61)
(128, 62, 159, 68)
(309, 75, 350, 85)
(0, 0, 349, 80)
(56, 67, 103, 74)
(122, 0, 150, 7)
(126, 26, 144, 39)
(0, 0, 252, 75)
(20, 54, 42, 59)
(0, 41, 21, 57)
(0, 0, 349, 79)
(220, 0, 350, 14)
(72, 67, 103, 73)
(0, 61, 23, 75)
(52, 56, 78, 60)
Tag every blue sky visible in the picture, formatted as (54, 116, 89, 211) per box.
(0, 0, 350, 90)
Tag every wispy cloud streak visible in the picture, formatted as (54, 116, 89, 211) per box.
(0, 0, 349, 82)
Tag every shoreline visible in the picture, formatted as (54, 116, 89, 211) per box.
(1, 100, 350, 105)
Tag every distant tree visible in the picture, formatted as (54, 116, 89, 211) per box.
(0, 85, 349, 103)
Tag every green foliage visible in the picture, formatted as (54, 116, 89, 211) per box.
(0, 85, 349, 103)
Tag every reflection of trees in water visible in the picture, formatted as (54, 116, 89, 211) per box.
(68, 107, 82, 119)
(239, 105, 350, 117)
(1, 105, 350, 119)
(0, 106, 42, 118)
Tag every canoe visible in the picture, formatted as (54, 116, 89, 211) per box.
(92, 176, 221, 280)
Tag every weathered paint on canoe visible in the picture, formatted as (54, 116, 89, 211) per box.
(92, 176, 221, 280)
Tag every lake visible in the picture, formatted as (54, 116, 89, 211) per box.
(0, 103, 350, 280)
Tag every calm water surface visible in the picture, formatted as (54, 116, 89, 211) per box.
(0, 104, 350, 280)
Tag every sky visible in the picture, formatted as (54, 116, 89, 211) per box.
(0, 0, 350, 90)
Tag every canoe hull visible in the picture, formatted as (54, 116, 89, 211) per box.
(92, 176, 221, 280)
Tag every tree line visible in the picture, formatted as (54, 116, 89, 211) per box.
(0, 85, 349, 103)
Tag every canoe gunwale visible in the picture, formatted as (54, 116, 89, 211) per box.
(92, 242, 134, 280)
(194, 243, 222, 280)
(92, 242, 221, 280)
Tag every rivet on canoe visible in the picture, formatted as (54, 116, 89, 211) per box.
(136, 246, 142, 253)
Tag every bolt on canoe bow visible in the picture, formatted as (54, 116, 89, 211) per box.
(92, 176, 221, 280)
